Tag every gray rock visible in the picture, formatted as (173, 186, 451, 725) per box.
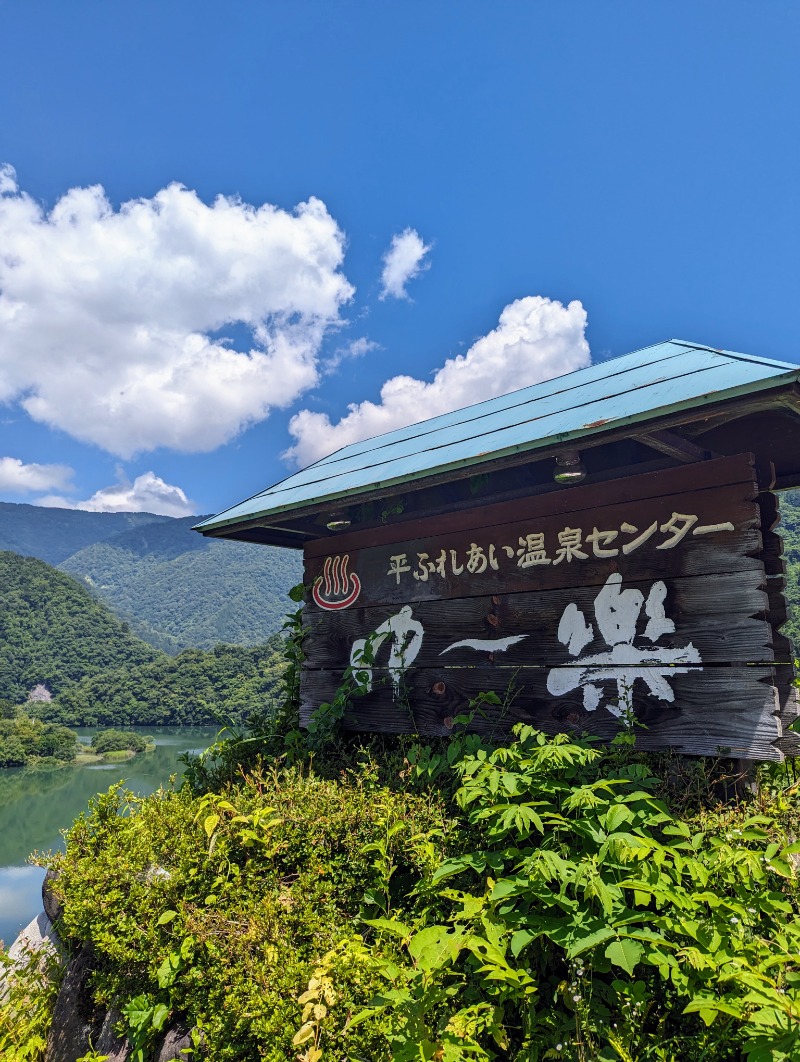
(8, 911, 60, 967)
(1, 911, 64, 1003)
(44, 946, 95, 1062)
(42, 868, 64, 924)
(156, 1020, 204, 1060)
(95, 1007, 131, 1061)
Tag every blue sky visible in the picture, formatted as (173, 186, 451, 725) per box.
(0, 2, 797, 518)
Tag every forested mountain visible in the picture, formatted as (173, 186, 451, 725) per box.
(0, 551, 286, 727)
(0, 500, 301, 651)
(59, 519, 302, 651)
(48, 639, 286, 727)
(0, 502, 171, 566)
(0, 552, 159, 702)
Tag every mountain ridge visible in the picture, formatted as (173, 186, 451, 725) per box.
(0, 501, 301, 651)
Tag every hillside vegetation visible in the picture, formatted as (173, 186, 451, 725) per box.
(0, 552, 159, 703)
(0, 500, 302, 651)
(0, 502, 171, 567)
(59, 519, 302, 651)
(0, 552, 287, 728)
(47, 639, 287, 727)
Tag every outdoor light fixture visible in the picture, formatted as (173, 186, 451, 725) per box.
(553, 451, 587, 485)
(326, 512, 351, 531)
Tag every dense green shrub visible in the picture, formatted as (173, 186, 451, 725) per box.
(47, 758, 463, 1061)
(45, 637, 287, 728)
(0, 736, 27, 767)
(0, 936, 64, 1059)
(90, 729, 149, 754)
(350, 728, 800, 1061)
(0, 711, 78, 766)
(24, 727, 800, 1062)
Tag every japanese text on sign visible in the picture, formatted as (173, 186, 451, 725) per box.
(386, 513, 735, 585)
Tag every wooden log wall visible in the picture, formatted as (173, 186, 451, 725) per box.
(300, 453, 798, 760)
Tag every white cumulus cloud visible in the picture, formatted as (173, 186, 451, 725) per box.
(0, 456, 74, 493)
(0, 164, 16, 195)
(323, 336, 381, 374)
(0, 165, 354, 458)
(379, 228, 431, 300)
(286, 295, 590, 467)
(39, 471, 195, 517)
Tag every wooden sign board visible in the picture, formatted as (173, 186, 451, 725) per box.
(301, 453, 797, 760)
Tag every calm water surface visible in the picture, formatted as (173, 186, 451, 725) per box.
(0, 726, 217, 947)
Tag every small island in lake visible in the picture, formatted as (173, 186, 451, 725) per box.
(0, 704, 154, 768)
(76, 728, 156, 765)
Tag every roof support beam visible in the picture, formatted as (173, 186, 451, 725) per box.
(632, 429, 714, 464)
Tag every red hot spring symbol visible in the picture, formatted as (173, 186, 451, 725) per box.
(312, 554, 362, 611)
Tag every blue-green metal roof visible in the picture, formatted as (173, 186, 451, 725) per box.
(195, 340, 800, 534)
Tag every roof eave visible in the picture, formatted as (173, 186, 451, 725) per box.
(195, 368, 800, 537)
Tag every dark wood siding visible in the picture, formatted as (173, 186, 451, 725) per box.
(301, 453, 797, 759)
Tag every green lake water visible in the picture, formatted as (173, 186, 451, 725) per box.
(0, 726, 218, 948)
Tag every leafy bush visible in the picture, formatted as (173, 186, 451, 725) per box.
(91, 729, 149, 754)
(30, 724, 800, 1062)
(47, 759, 461, 1061)
(352, 727, 800, 1061)
(0, 937, 63, 1060)
(0, 736, 27, 767)
(0, 711, 78, 766)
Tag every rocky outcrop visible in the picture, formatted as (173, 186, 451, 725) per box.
(25, 869, 200, 1060)
(155, 1020, 202, 1060)
(1, 910, 64, 1007)
(44, 945, 96, 1061)
(94, 1008, 131, 1061)
(6, 911, 61, 971)
(42, 868, 64, 924)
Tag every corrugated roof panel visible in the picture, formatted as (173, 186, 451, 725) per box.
(195, 340, 800, 532)
(310, 339, 699, 467)
(237, 350, 728, 497)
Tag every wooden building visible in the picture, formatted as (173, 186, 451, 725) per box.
(195, 339, 800, 760)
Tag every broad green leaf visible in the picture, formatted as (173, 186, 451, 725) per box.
(156, 910, 177, 926)
(605, 938, 644, 975)
(408, 925, 464, 971)
(464, 934, 508, 968)
(510, 929, 536, 957)
(292, 1022, 316, 1046)
(766, 856, 794, 879)
(683, 997, 742, 1019)
(157, 953, 179, 989)
(203, 813, 220, 838)
(604, 805, 633, 832)
(151, 1003, 170, 1031)
(663, 822, 691, 839)
(362, 917, 412, 939)
(567, 925, 615, 957)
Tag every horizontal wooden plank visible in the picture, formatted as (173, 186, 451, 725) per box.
(305, 453, 757, 558)
(303, 570, 774, 669)
(300, 665, 782, 760)
(305, 486, 762, 610)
